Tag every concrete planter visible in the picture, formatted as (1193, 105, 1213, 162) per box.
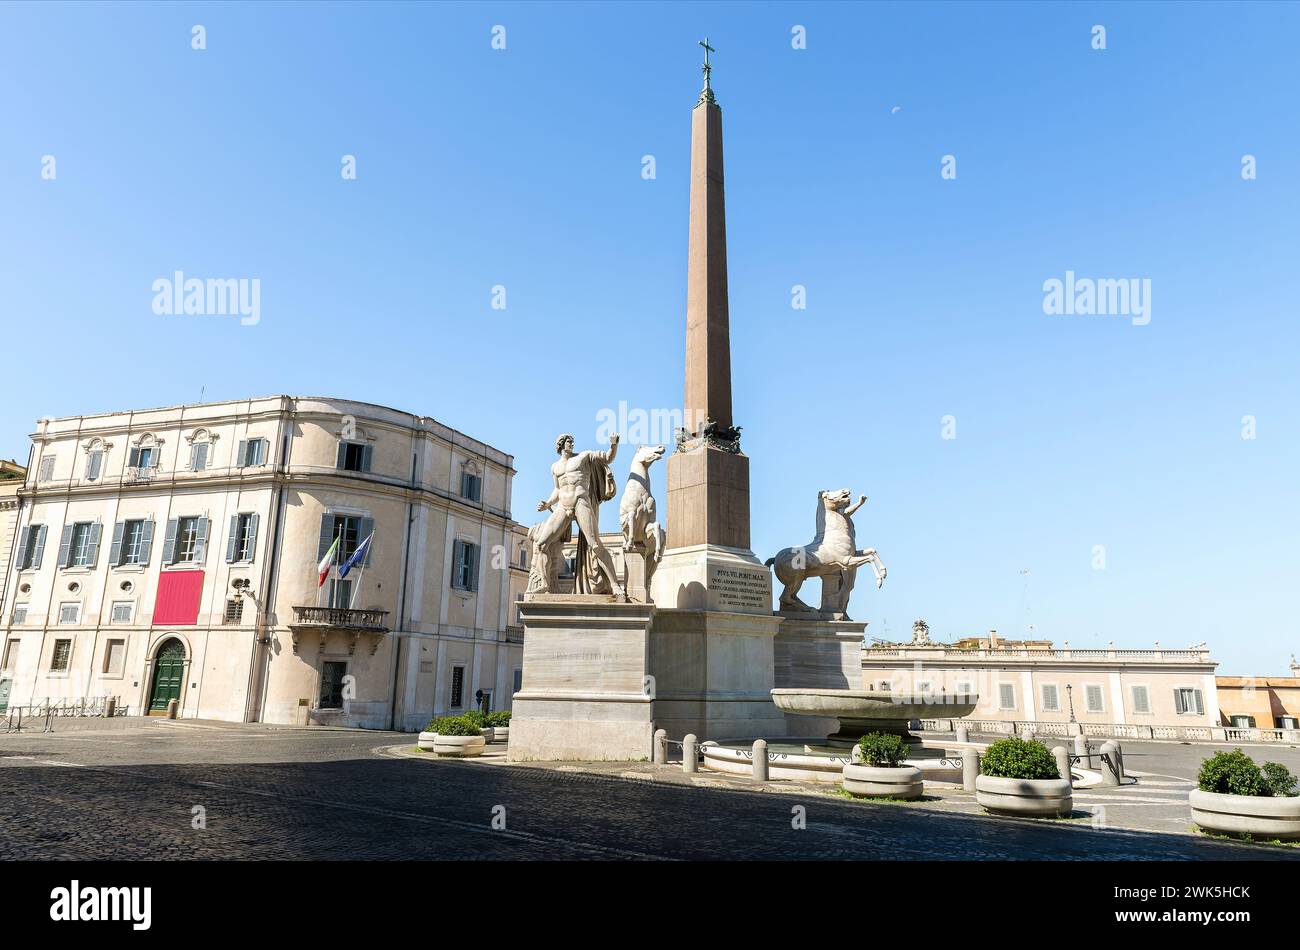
(976, 775, 1073, 818)
(417, 732, 486, 757)
(492, 726, 509, 744)
(1190, 790, 1300, 841)
(843, 763, 923, 800)
(479, 727, 495, 744)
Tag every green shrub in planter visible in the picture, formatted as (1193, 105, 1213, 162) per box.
(427, 715, 480, 736)
(1262, 761, 1299, 798)
(858, 732, 911, 768)
(461, 710, 489, 728)
(980, 737, 1059, 780)
(1198, 749, 1268, 796)
(486, 711, 512, 728)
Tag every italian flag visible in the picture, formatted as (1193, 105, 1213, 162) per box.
(317, 535, 340, 587)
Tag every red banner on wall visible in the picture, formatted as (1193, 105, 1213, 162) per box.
(154, 570, 205, 625)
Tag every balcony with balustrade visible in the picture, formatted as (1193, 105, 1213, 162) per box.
(289, 605, 390, 655)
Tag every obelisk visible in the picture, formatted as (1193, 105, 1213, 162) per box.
(654, 40, 772, 616)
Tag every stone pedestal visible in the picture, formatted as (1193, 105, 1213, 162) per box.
(772, 617, 867, 740)
(621, 543, 655, 605)
(647, 607, 787, 741)
(650, 543, 772, 614)
(508, 597, 656, 762)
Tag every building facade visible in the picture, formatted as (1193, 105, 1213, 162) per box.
(0, 459, 26, 619)
(1217, 658, 1300, 735)
(0, 396, 529, 731)
(861, 624, 1222, 737)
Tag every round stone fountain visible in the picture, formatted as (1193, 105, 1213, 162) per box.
(770, 688, 978, 747)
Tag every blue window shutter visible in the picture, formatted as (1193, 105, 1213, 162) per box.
(58, 525, 74, 568)
(86, 522, 102, 567)
(16, 527, 29, 569)
(139, 519, 154, 564)
(194, 517, 210, 561)
(162, 518, 179, 565)
(109, 522, 125, 566)
(469, 543, 479, 591)
(31, 526, 47, 569)
(128, 446, 140, 468)
(236, 440, 248, 467)
(336, 442, 348, 470)
(226, 515, 239, 563)
(451, 539, 463, 588)
(361, 444, 373, 472)
(257, 439, 267, 464)
(246, 513, 259, 562)
(318, 515, 335, 560)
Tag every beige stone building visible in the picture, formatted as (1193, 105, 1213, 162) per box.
(861, 624, 1225, 740)
(0, 396, 529, 730)
(0, 459, 26, 620)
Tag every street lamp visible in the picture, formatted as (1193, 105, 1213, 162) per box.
(1066, 683, 1076, 723)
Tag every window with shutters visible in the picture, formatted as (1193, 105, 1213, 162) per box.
(114, 519, 152, 566)
(1230, 715, 1255, 729)
(1279, 716, 1299, 730)
(11, 607, 27, 626)
(1174, 687, 1204, 716)
(237, 438, 268, 467)
(58, 603, 80, 624)
(1085, 684, 1104, 713)
(110, 602, 133, 624)
(38, 456, 55, 482)
(64, 522, 101, 568)
(2, 639, 18, 669)
(450, 665, 465, 709)
(16, 524, 46, 570)
(128, 445, 157, 470)
(173, 516, 207, 563)
(451, 540, 479, 592)
(319, 514, 369, 568)
(190, 441, 209, 471)
(85, 449, 103, 481)
(227, 513, 258, 563)
(460, 470, 482, 502)
(1041, 684, 1060, 712)
(338, 441, 371, 473)
(50, 639, 72, 671)
(103, 639, 126, 675)
(1130, 685, 1151, 714)
(327, 579, 352, 609)
(998, 683, 1016, 710)
(223, 599, 244, 624)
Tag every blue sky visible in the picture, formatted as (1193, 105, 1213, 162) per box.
(2, 2, 1297, 674)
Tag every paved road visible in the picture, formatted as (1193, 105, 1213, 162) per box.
(0, 722, 1295, 860)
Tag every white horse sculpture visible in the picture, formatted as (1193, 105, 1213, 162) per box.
(765, 488, 886, 620)
(619, 444, 666, 567)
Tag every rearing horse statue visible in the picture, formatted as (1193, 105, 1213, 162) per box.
(765, 488, 886, 620)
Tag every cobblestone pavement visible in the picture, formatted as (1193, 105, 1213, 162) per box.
(0, 721, 1296, 860)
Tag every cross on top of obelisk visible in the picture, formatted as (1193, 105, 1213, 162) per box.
(698, 38, 716, 104)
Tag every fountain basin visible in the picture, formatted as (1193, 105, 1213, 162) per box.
(701, 739, 966, 784)
(771, 688, 978, 746)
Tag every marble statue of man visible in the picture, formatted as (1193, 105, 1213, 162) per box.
(529, 432, 626, 600)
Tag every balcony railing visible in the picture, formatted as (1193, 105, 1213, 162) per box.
(291, 605, 389, 630)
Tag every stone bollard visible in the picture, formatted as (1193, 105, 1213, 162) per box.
(653, 728, 668, 765)
(1112, 742, 1125, 781)
(166, 698, 179, 720)
(962, 750, 979, 791)
(1053, 746, 1071, 786)
(682, 734, 698, 774)
(1099, 741, 1120, 786)
(956, 725, 968, 743)
(752, 739, 769, 781)
(1073, 733, 1090, 768)
(104, 697, 116, 718)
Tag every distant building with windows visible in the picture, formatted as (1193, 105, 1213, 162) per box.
(0, 396, 529, 730)
(861, 624, 1223, 738)
(1216, 659, 1300, 736)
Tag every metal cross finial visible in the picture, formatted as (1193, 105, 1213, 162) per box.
(697, 38, 716, 104)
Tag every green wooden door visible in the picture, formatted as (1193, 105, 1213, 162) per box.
(149, 640, 186, 712)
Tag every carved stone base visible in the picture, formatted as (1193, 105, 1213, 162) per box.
(650, 543, 773, 615)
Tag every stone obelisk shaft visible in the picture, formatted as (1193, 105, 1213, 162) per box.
(684, 98, 732, 432)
